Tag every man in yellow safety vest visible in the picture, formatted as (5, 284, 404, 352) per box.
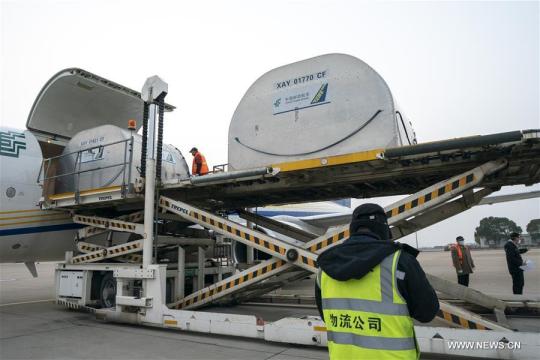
(315, 203, 439, 359)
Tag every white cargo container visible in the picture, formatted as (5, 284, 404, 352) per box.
(228, 53, 416, 170)
(54, 124, 190, 194)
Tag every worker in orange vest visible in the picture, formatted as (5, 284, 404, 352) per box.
(450, 236, 475, 287)
(189, 147, 209, 176)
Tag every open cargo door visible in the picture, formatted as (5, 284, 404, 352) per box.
(26, 68, 174, 144)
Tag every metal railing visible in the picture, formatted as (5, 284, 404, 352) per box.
(38, 137, 135, 202)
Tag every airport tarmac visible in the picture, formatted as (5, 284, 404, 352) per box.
(1, 249, 538, 359)
(417, 248, 540, 298)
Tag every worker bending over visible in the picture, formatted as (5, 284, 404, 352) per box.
(315, 204, 439, 360)
(189, 147, 209, 176)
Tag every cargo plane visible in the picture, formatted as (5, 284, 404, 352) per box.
(1, 61, 537, 279)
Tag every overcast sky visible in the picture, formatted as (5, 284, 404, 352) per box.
(1, 0, 539, 247)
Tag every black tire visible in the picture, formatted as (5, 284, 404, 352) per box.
(99, 272, 116, 308)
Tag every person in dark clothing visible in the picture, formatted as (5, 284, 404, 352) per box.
(504, 232, 528, 295)
(315, 204, 439, 359)
(450, 236, 475, 287)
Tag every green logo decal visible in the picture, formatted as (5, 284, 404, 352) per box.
(311, 83, 328, 104)
(0, 131, 26, 158)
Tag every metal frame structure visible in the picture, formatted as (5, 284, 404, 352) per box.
(39, 136, 138, 208)
(46, 75, 540, 359)
(157, 159, 509, 332)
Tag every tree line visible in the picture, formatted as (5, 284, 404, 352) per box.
(474, 217, 540, 244)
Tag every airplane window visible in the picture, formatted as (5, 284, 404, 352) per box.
(6, 186, 16, 198)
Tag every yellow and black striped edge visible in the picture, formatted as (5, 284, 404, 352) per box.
(172, 223, 342, 310)
(192, 210, 287, 256)
(109, 221, 137, 231)
(72, 241, 142, 263)
(386, 174, 475, 219)
(299, 255, 317, 268)
(74, 216, 109, 227)
(72, 251, 105, 264)
(304, 174, 476, 252)
(77, 243, 142, 263)
(308, 229, 350, 253)
(78, 243, 103, 252)
(175, 259, 287, 309)
(85, 226, 105, 236)
(161, 198, 318, 269)
(75, 216, 137, 231)
(107, 241, 142, 255)
(437, 309, 488, 330)
(81, 212, 143, 236)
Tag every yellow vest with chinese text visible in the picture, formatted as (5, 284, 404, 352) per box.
(320, 250, 419, 360)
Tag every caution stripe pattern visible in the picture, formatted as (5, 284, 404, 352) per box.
(191, 210, 288, 257)
(76, 242, 141, 263)
(437, 309, 488, 330)
(173, 259, 288, 309)
(79, 211, 144, 238)
(160, 198, 318, 271)
(74, 215, 140, 233)
(386, 174, 475, 219)
(71, 241, 143, 264)
(107, 242, 141, 255)
(162, 197, 498, 331)
(71, 250, 106, 264)
(110, 222, 136, 231)
(74, 215, 109, 227)
(77, 242, 103, 253)
(308, 229, 350, 253)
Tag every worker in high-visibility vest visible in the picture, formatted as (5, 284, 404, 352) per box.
(189, 147, 209, 176)
(450, 236, 475, 287)
(315, 203, 439, 360)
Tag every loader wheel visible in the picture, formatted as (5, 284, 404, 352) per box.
(99, 273, 116, 308)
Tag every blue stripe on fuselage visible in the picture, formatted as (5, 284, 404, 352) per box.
(253, 211, 333, 217)
(0, 223, 83, 236)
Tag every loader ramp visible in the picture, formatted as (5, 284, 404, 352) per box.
(161, 129, 540, 210)
(41, 129, 540, 211)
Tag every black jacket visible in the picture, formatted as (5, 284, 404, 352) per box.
(315, 233, 439, 323)
(504, 240, 526, 274)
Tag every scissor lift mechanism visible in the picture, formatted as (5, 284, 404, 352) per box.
(50, 76, 540, 359)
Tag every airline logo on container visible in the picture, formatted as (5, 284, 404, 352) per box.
(273, 71, 330, 115)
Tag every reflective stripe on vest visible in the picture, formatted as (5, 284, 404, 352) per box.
(327, 331, 416, 351)
(321, 250, 419, 360)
